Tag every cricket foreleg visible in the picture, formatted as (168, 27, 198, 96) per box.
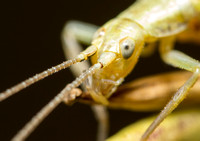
(141, 37, 200, 141)
(61, 21, 109, 141)
(92, 105, 109, 141)
(61, 20, 99, 77)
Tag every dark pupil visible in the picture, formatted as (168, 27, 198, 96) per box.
(124, 45, 129, 50)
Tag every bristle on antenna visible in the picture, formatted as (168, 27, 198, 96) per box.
(11, 63, 101, 141)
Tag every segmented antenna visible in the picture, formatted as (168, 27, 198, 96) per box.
(0, 58, 81, 102)
(11, 63, 101, 141)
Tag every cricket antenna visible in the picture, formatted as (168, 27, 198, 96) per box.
(0, 45, 97, 102)
(11, 63, 102, 141)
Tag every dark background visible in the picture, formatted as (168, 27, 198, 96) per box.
(0, 0, 199, 141)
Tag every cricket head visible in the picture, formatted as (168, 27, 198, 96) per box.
(91, 18, 145, 81)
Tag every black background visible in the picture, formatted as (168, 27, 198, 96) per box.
(0, 0, 200, 141)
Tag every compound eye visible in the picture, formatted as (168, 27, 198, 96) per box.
(120, 38, 135, 59)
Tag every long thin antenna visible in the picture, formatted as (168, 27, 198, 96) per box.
(0, 45, 97, 102)
(0, 58, 79, 102)
(11, 63, 102, 141)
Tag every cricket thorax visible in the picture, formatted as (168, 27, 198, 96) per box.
(119, 0, 198, 37)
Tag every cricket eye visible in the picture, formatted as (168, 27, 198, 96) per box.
(120, 38, 135, 59)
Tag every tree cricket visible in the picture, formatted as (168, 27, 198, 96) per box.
(0, 0, 200, 141)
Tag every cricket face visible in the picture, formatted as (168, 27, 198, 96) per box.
(91, 18, 145, 81)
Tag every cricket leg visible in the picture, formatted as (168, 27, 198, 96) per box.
(61, 21, 109, 141)
(141, 37, 200, 141)
(61, 20, 98, 76)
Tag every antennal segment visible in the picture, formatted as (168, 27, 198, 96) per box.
(0, 45, 97, 102)
(0, 58, 78, 102)
(11, 63, 102, 141)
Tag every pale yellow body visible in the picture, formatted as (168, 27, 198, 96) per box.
(88, 0, 200, 104)
(1, 0, 200, 141)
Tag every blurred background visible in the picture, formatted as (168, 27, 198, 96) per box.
(0, 0, 200, 141)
